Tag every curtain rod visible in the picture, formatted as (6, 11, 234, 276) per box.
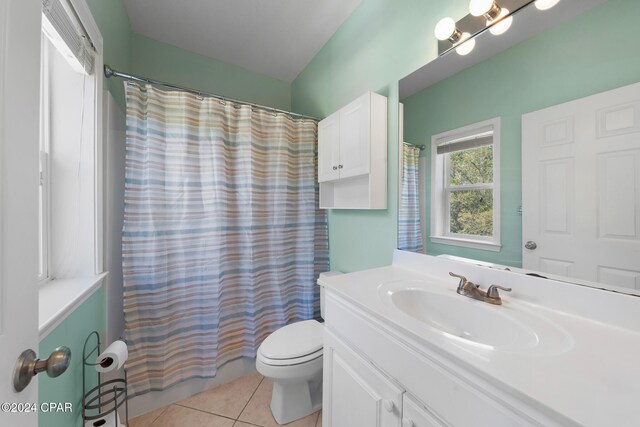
(403, 142, 426, 151)
(103, 64, 320, 121)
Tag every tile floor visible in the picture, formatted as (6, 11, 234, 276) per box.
(129, 373, 322, 427)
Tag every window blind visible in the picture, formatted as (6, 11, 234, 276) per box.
(42, 0, 95, 74)
(436, 133, 493, 155)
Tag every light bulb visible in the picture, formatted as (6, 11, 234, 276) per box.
(434, 17, 456, 41)
(535, 0, 560, 10)
(469, 0, 495, 17)
(455, 33, 476, 56)
(489, 8, 512, 35)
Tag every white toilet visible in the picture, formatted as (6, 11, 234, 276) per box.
(256, 271, 341, 425)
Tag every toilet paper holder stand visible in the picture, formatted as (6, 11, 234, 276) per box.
(82, 331, 130, 427)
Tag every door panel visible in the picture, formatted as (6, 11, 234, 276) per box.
(318, 111, 340, 182)
(402, 395, 444, 427)
(522, 82, 640, 290)
(339, 94, 370, 179)
(323, 331, 403, 427)
(0, 0, 42, 424)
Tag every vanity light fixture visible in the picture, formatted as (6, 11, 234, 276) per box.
(488, 8, 513, 35)
(469, 0, 513, 35)
(469, 0, 502, 19)
(534, 0, 560, 10)
(434, 17, 463, 43)
(435, 0, 560, 57)
(455, 33, 476, 56)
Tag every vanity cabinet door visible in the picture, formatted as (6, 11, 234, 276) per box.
(323, 330, 403, 427)
(402, 395, 445, 427)
(318, 111, 341, 182)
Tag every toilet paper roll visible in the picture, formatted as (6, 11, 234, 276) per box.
(95, 340, 128, 373)
(84, 410, 124, 427)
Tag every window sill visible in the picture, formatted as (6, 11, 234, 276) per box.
(430, 236, 502, 252)
(39, 272, 108, 339)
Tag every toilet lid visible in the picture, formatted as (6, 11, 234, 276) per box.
(259, 320, 323, 360)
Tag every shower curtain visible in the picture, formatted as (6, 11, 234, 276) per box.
(398, 144, 424, 253)
(122, 82, 329, 396)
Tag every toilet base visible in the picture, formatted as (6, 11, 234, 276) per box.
(269, 372, 322, 425)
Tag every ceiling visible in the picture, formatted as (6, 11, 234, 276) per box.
(123, 0, 362, 82)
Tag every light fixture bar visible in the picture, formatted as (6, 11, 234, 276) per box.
(435, 0, 555, 56)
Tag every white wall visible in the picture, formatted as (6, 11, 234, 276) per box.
(104, 91, 126, 344)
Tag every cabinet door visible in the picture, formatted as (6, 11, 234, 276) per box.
(318, 111, 341, 182)
(324, 331, 403, 427)
(339, 94, 371, 179)
(402, 395, 445, 427)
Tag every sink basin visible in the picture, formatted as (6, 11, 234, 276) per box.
(379, 280, 572, 354)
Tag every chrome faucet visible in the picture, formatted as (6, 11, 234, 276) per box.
(449, 272, 512, 305)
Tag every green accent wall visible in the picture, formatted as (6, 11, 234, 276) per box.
(403, 0, 640, 267)
(291, 0, 470, 272)
(39, 287, 105, 427)
(85, 0, 133, 108)
(85, 2, 292, 111)
(131, 34, 292, 111)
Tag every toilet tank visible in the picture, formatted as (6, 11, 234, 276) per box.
(318, 271, 342, 319)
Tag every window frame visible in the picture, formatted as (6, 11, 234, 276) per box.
(430, 117, 501, 252)
(37, 0, 104, 286)
(38, 33, 52, 284)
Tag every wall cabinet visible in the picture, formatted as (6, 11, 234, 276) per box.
(318, 92, 387, 209)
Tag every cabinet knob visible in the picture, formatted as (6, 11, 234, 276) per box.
(402, 417, 414, 427)
(338, 164, 343, 169)
(383, 399, 395, 413)
(332, 166, 338, 170)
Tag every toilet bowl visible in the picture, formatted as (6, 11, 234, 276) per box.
(255, 271, 342, 425)
(256, 319, 324, 424)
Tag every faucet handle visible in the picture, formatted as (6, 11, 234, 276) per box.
(449, 272, 467, 290)
(486, 285, 512, 299)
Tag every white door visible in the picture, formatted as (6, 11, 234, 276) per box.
(323, 331, 403, 427)
(0, 0, 42, 424)
(522, 82, 640, 290)
(318, 111, 340, 182)
(339, 93, 370, 179)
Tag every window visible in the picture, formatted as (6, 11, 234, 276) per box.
(431, 118, 501, 251)
(38, 0, 102, 283)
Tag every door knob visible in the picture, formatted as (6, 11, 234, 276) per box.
(338, 164, 343, 169)
(332, 166, 337, 170)
(525, 241, 537, 250)
(13, 347, 71, 392)
(383, 399, 395, 413)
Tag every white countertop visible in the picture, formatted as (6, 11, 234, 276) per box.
(319, 250, 640, 426)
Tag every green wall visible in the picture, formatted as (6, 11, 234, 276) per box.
(86, 0, 133, 108)
(39, 288, 105, 427)
(403, 0, 640, 267)
(291, 0, 469, 272)
(131, 34, 292, 111)
(86, 2, 292, 111)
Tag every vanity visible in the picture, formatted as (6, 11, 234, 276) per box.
(318, 250, 640, 427)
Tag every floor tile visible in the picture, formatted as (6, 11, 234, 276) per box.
(150, 405, 235, 427)
(129, 406, 168, 427)
(177, 372, 264, 419)
(233, 422, 261, 427)
(316, 411, 322, 427)
(238, 379, 319, 427)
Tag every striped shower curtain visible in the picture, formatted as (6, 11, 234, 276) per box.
(122, 82, 329, 396)
(398, 144, 424, 252)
